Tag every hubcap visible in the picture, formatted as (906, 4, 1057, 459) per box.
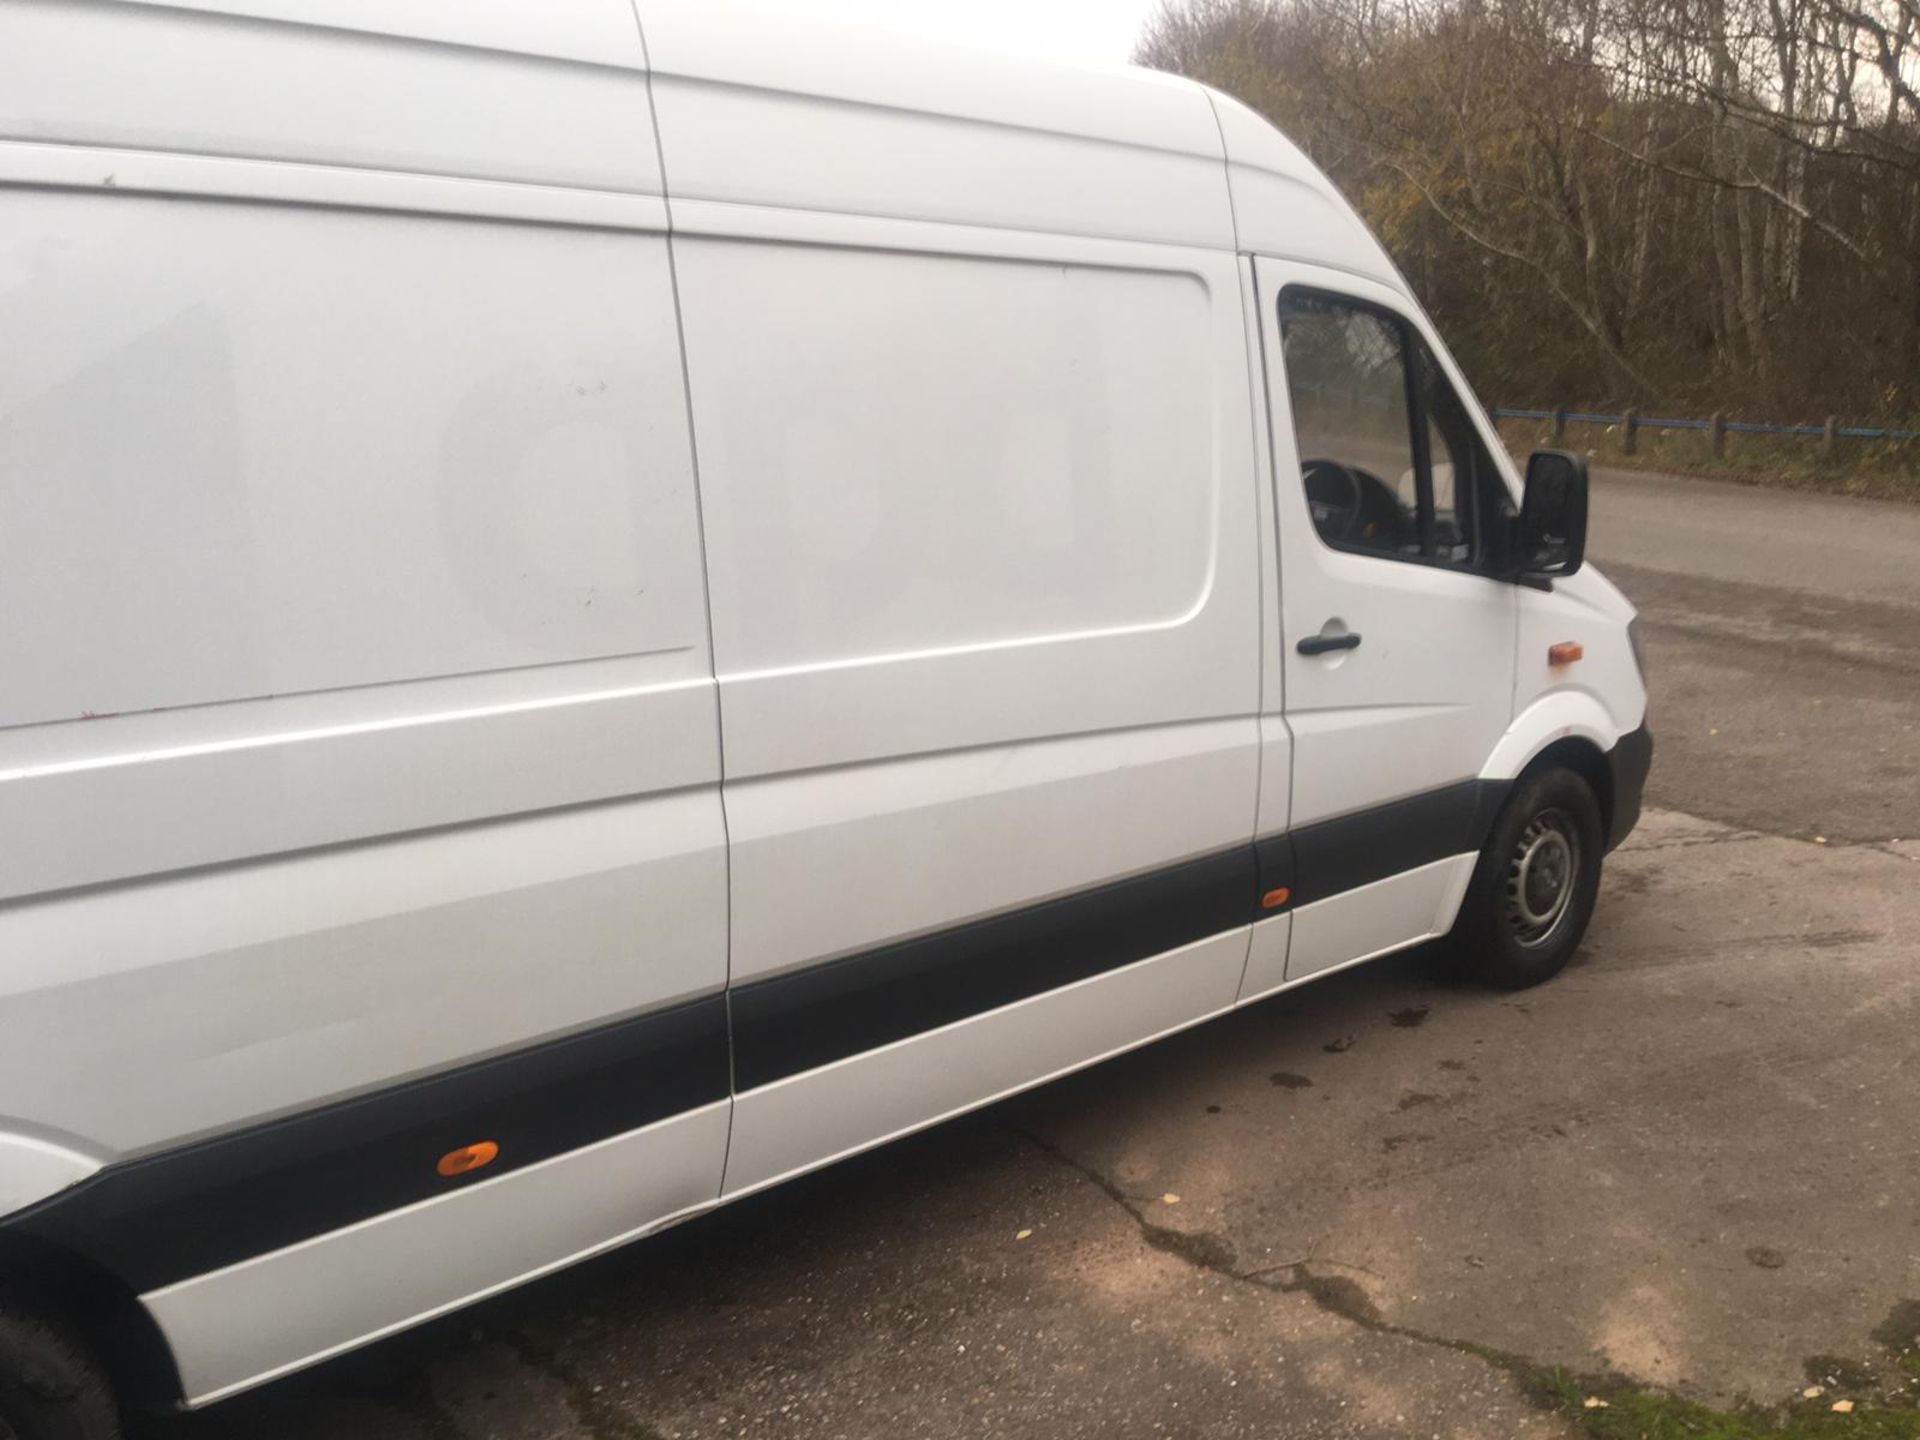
(1504, 808, 1579, 949)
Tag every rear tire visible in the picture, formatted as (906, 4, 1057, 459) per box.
(1449, 767, 1604, 990)
(0, 1300, 121, 1440)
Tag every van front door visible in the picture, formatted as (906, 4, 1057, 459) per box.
(1255, 261, 1518, 980)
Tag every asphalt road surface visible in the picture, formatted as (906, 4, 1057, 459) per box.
(157, 469, 1920, 1440)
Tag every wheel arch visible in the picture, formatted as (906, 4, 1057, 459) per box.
(1515, 736, 1615, 846)
(1481, 690, 1625, 842)
(0, 1231, 185, 1412)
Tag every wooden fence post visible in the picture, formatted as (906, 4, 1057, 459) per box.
(1551, 409, 1567, 444)
(1711, 412, 1726, 459)
(1823, 417, 1838, 460)
(1621, 409, 1638, 456)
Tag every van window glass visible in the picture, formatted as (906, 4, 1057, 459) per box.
(1276, 292, 1419, 559)
(1417, 344, 1492, 567)
(1278, 289, 1488, 570)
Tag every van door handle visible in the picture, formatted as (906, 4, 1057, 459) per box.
(1297, 631, 1362, 655)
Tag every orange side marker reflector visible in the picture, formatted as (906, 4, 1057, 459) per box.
(1261, 886, 1292, 910)
(437, 1141, 500, 1178)
(1548, 642, 1584, 667)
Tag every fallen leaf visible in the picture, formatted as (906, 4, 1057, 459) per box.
(1015, 1229, 1032, 1241)
(1804, 1386, 1826, 1398)
(1832, 1399, 1854, 1413)
(1582, 1396, 1609, 1409)
(1162, 1193, 1181, 1205)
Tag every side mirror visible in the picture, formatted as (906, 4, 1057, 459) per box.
(1517, 449, 1588, 584)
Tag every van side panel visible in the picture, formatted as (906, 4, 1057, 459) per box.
(143, 1101, 732, 1407)
(647, 2, 1263, 1189)
(668, 216, 1262, 1192)
(0, 188, 724, 1154)
(0, 0, 730, 1403)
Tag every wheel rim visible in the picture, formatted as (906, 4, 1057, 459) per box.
(1504, 807, 1579, 949)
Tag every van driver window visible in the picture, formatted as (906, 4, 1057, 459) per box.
(1278, 289, 1485, 570)
(1278, 291, 1421, 559)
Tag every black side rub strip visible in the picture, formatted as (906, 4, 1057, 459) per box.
(729, 845, 1258, 1091)
(3, 995, 730, 1294)
(5, 778, 1523, 1297)
(1287, 779, 1507, 907)
(731, 780, 1509, 1091)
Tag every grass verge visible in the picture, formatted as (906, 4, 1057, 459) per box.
(1520, 1312, 1920, 1439)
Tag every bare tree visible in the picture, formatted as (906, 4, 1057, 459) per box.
(1137, 0, 1920, 415)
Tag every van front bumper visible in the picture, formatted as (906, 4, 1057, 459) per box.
(1605, 720, 1654, 851)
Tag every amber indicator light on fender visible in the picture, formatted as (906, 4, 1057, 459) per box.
(1547, 642, 1585, 667)
(1260, 886, 1292, 910)
(436, 1141, 500, 1178)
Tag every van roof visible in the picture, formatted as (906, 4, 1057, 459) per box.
(78, 0, 1403, 289)
(639, 0, 1405, 287)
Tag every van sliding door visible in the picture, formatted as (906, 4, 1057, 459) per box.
(640, 0, 1269, 1195)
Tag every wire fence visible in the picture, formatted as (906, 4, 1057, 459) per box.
(1488, 406, 1920, 449)
(1292, 383, 1919, 449)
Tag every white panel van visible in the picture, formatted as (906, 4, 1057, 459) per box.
(0, 2, 1651, 1431)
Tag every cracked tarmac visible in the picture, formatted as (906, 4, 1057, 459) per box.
(154, 470, 1920, 1439)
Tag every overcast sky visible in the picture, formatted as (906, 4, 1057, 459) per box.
(785, 0, 1166, 66)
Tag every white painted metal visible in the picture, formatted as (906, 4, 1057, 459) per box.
(661, 63, 1263, 1187)
(145, 1101, 731, 1407)
(670, 225, 1259, 778)
(0, 792, 725, 1153)
(0, 138, 669, 233)
(1235, 253, 1298, 1004)
(0, 173, 729, 1152)
(1205, 89, 1403, 290)
(0, 0, 657, 193)
(0, 0, 1651, 1407)
(105, 0, 649, 65)
(725, 933, 1249, 1197)
(725, 721, 1256, 985)
(1260, 854, 1478, 993)
(638, 0, 1232, 249)
(1, 193, 698, 737)
(1496, 567, 1648, 775)
(1238, 912, 1295, 1003)
(0, 1134, 99, 1220)
(0, 0, 729, 1344)
(1255, 259, 1521, 839)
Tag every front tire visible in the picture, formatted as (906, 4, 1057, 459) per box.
(0, 1300, 121, 1440)
(1450, 767, 1604, 989)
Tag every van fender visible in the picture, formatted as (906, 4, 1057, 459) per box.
(0, 1131, 100, 1221)
(1480, 689, 1624, 784)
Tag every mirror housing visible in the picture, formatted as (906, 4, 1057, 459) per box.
(1515, 449, 1588, 585)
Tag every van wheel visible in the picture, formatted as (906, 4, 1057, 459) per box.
(0, 1301, 121, 1440)
(1450, 767, 1604, 990)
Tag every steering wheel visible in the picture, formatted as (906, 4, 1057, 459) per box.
(1301, 457, 1365, 542)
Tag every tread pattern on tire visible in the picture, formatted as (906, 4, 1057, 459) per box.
(0, 1301, 122, 1440)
